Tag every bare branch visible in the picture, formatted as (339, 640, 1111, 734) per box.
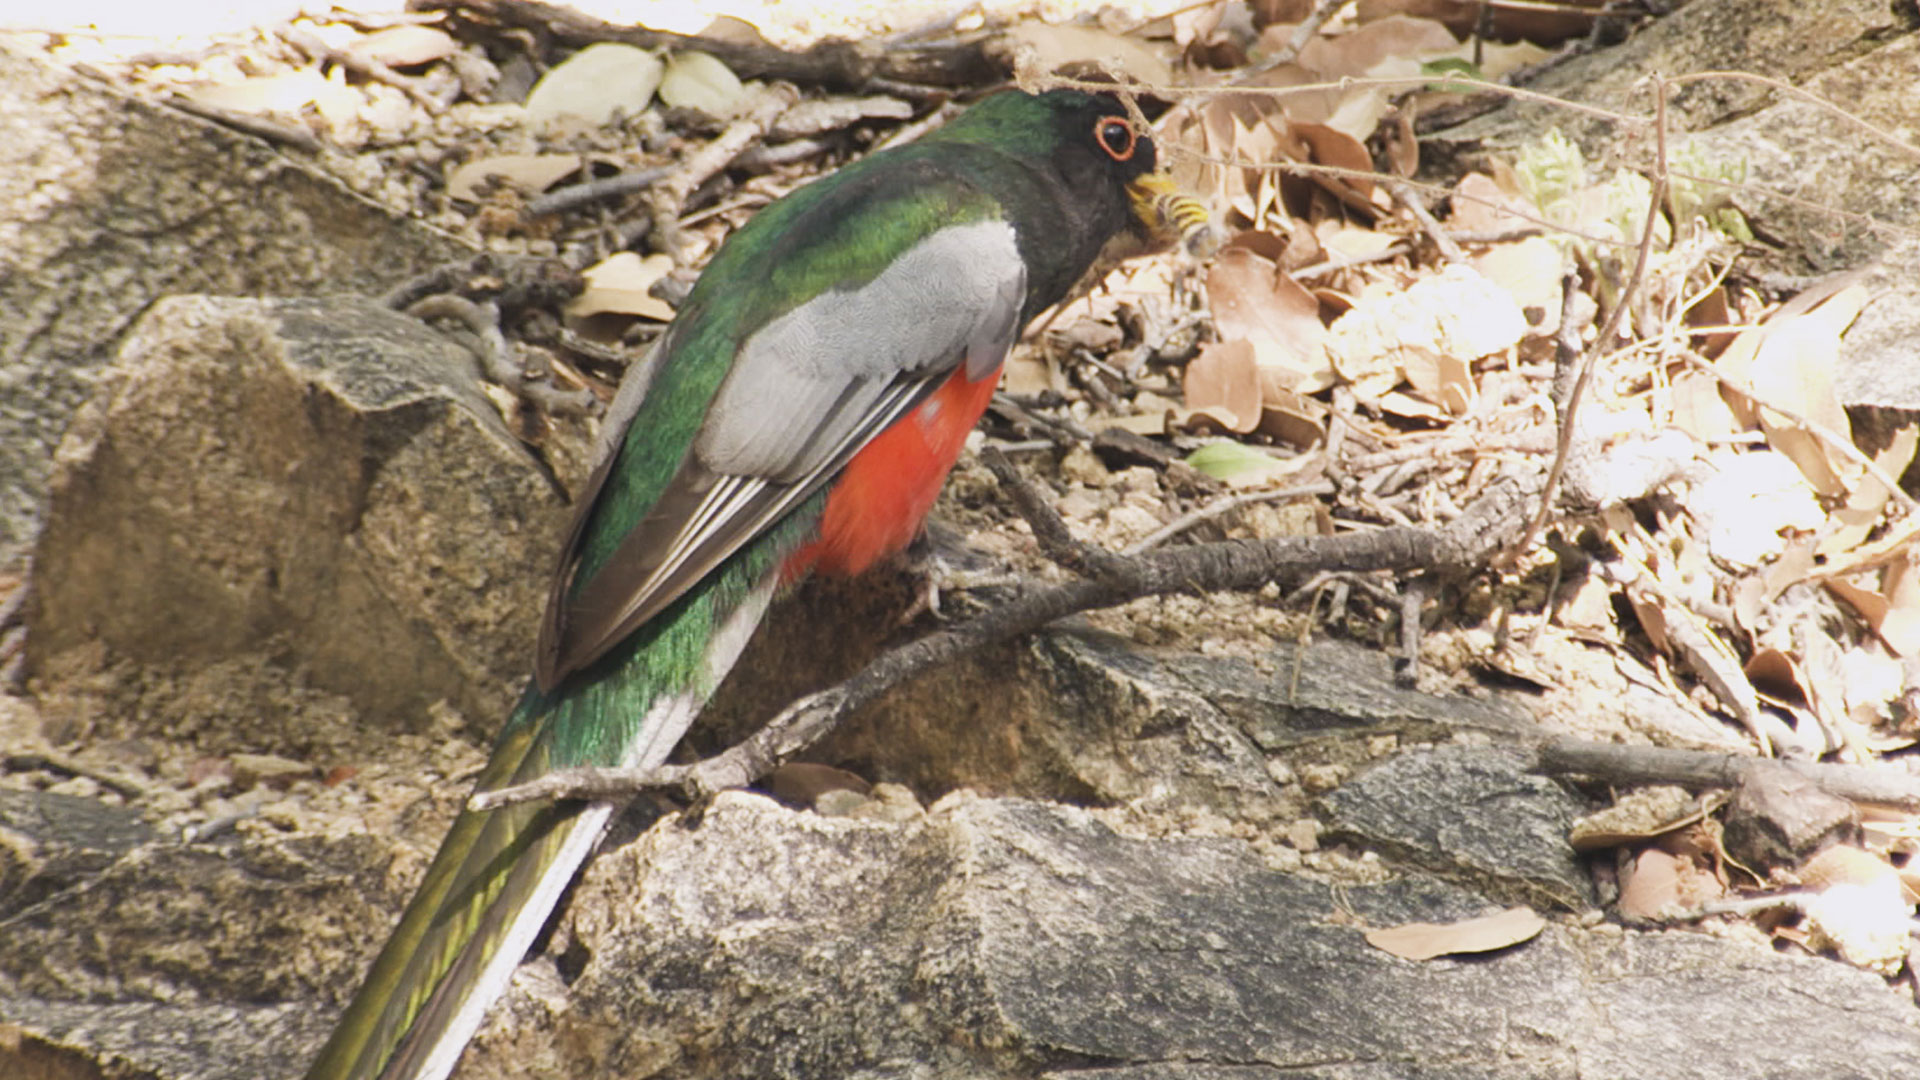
(1535, 737, 1920, 810)
(473, 471, 1535, 811)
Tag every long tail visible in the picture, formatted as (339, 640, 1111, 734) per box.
(307, 577, 780, 1080)
(303, 693, 606, 1080)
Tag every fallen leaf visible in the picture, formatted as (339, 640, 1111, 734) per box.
(185, 67, 358, 120)
(1447, 171, 1535, 233)
(1471, 236, 1564, 336)
(1689, 450, 1823, 568)
(1293, 121, 1375, 197)
(1205, 248, 1332, 393)
(658, 51, 747, 117)
(525, 43, 663, 129)
(1668, 368, 1742, 443)
(1296, 14, 1459, 77)
(999, 353, 1058, 396)
(1804, 875, 1912, 976)
(347, 25, 457, 67)
(1182, 339, 1263, 433)
(1365, 906, 1545, 961)
(567, 251, 677, 321)
(1258, 385, 1328, 448)
(1185, 440, 1290, 485)
(1616, 846, 1683, 922)
(446, 153, 583, 201)
(1000, 22, 1174, 85)
(1324, 263, 1525, 412)
(1817, 424, 1918, 558)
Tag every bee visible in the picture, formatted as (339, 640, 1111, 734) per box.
(1128, 173, 1218, 259)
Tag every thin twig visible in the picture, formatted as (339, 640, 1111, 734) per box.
(284, 25, 445, 113)
(1535, 737, 1920, 810)
(162, 94, 323, 153)
(1237, 0, 1351, 79)
(1125, 482, 1337, 554)
(528, 166, 671, 217)
(1503, 74, 1672, 567)
(1385, 179, 1466, 264)
(649, 86, 798, 262)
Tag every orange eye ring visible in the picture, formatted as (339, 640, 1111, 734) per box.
(1093, 116, 1137, 162)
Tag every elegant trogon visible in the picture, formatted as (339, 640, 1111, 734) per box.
(306, 87, 1200, 1080)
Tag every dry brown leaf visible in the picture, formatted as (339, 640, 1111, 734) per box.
(1447, 171, 1535, 234)
(1323, 263, 1524, 412)
(567, 251, 677, 322)
(1364, 906, 1545, 961)
(1826, 566, 1920, 658)
(1802, 845, 1900, 892)
(1691, 450, 1823, 568)
(1441, 39, 1554, 80)
(1669, 368, 1742, 442)
(1804, 873, 1912, 975)
(1616, 847, 1683, 921)
(1292, 121, 1375, 197)
(1470, 237, 1564, 337)
(1258, 385, 1328, 448)
(1295, 14, 1458, 77)
(999, 353, 1058, 396)
(1557, 570, 1619, 637)
(1817, 424, 1918, 558)
(1206, 248, 1333, 393)
(1623, 585, 1671, 656)
(1883, 553, 1920, 656)
(186, 67, 361, 123)
(347, 25, 457, 67)
(1315, 222, 1399, 262)
(1181, 339, 1263, 433)
(1688, 284, 1737, 359)
(447, 153, 584, 201)
(1000, 23, 1174, 86)
(1715, 285, 1870, 497)
(1744, 648, 1808, 708)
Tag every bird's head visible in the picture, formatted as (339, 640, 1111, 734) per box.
(933, 88, 1211, 254)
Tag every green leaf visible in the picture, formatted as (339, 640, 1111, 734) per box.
(1421, 57, 1485, 91)
(1185, 440, 1279, 481)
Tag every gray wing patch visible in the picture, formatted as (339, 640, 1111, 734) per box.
(695, 219, 1024, 482)
(536, 220, 1025, 689)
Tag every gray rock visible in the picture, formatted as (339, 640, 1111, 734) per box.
(26, 295, 576, 750)
(1319, 745, 1594, 910)
(0, 788, 155, 918)
(0, 788, 407, 1007)
(1, 997, 325, 1080)
(810, 629, 1532, 823)
(420, 793, 1920, 1080)
(0, 43, 470, 566)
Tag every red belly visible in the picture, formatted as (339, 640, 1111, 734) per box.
(785, 363, 999, 579)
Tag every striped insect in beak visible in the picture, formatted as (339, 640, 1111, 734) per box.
(1126, 172, 1219, 259)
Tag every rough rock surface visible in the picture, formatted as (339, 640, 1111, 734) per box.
(27, 295, 576, 750)
(1320, 745, 1592, 910)
(418, 795, 1920, 1079)
(0, 43, 472, 567)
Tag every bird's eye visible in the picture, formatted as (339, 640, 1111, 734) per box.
(1093, 117, 1137, 161)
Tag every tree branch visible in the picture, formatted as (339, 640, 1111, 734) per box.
(472, 470, 1534, 812)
